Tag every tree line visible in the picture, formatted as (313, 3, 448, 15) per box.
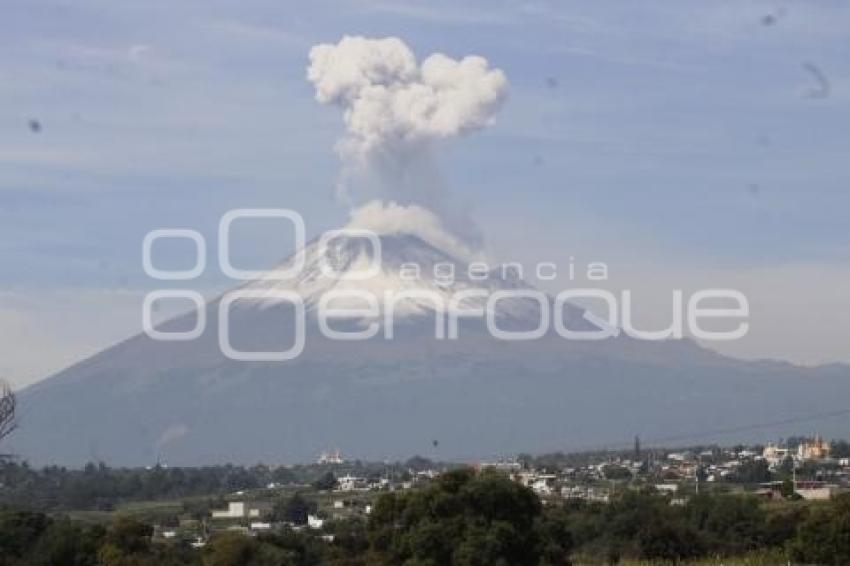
(2, 468, 850, 564)
(0, 459, 430, 512)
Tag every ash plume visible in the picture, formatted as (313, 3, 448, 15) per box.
(307, 36, 507, 244)
(155, 423, 188, 452)
(344, 200, 477, 261)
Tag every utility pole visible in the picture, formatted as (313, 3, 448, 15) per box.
(792, 459, 797, 496)
(695, 453, 700, 495)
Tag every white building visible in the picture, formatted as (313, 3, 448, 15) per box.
(478, 459, 522, 473)
(307, 514, 325, 529)
(212, 502, 246, 519)
(317, 449, 345, 465)
(337, 474, 367, 492)
(763, 444, 791, 467)
(211, 501, 271, 519)
(797, 485, 838, 501)
(530, 474, 557, 496)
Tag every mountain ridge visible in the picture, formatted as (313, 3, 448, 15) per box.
(11, 231, 850, 466)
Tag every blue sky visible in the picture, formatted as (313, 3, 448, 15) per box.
(1, 1, 849, 386)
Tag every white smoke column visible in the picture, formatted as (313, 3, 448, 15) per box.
(155, 423, 188, 453)
(307, 36, 507, 220)
(345, 200, 478, 261)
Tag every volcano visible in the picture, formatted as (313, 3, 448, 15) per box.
(10, 229, 850, 465)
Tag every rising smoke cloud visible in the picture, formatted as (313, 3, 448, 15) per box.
(155, 423, 188, 453)
(344, 200, 477, 260)
(307, 35, 507, 228)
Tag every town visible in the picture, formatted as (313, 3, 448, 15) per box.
(49, 436, 847, 545)
(2, 435, 850, 563)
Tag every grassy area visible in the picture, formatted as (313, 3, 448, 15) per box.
(59, 485, 384, 526)
(64, 498, 185, 523)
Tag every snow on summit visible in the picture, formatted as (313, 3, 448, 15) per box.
(238, 201, 541, 324)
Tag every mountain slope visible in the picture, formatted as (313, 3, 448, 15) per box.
(11, 233, 850, 465)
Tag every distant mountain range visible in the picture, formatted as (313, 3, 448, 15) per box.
(11, 232, 850, 466)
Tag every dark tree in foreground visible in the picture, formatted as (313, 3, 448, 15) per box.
(792, 493, 850, 565)
(368, 468, 570, 565)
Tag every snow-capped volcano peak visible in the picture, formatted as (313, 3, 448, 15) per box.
(240, 229, 540, 324)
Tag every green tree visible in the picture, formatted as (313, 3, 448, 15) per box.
(273, 493, 315, 526)
(686, 494, 766, 555)
(312, 471, 337, 491)
(97, 517, 157, 565)
(202, 532, 291, 566)
(602, 465, 631, 481)
(367, 468, 552, 565)
(636, 521, 702, 561)
(0, 508, 108, 565)
(534, 506, 573, 565)
(729, 459, 772, 484)
(792, 493, 850, 564)
(0, 508, 50, 558)
(830, 440, 850, 459)
(780, 477, 795, 498)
